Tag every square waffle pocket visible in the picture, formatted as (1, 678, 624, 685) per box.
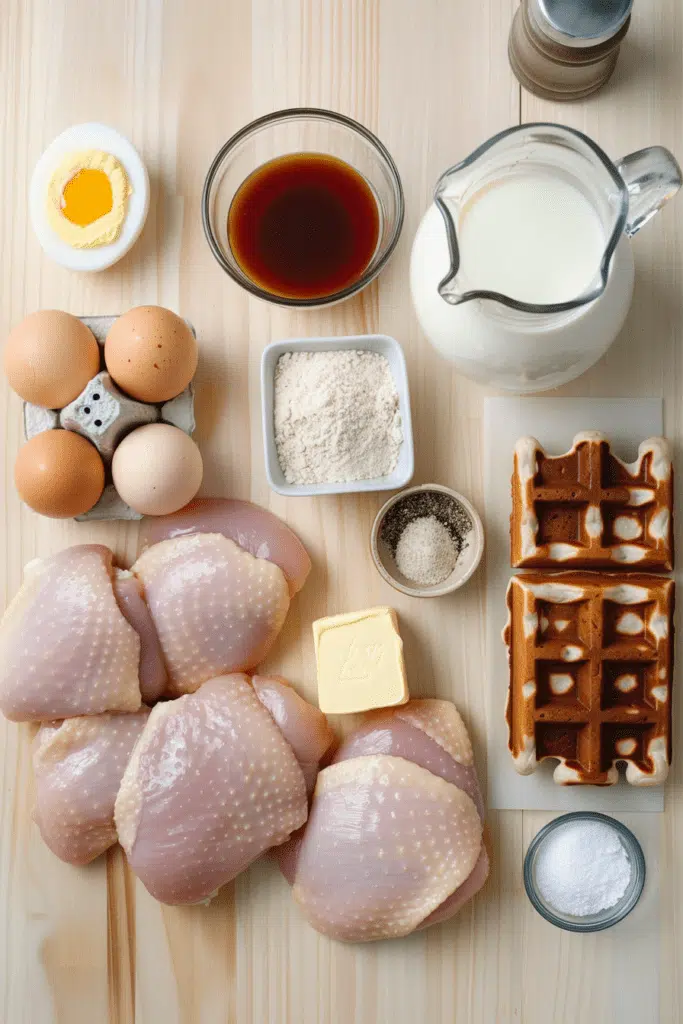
(511, 433, 673, 570)
(504, 572, 674, 786)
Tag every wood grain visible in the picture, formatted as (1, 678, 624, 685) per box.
(0, 1, 681, 1022)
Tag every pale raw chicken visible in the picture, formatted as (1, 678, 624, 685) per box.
(0, 546, 142, 722)
(113, 570, 167, 703)
(281, 699, 488, 942)
(115, 674, 328, 905)
(418, 847, 490, 929)
(332, 703, 484, 818)
(131, 533, 290, 696)
(33, 709, 150, 865)
(252, 675, 334, 794)
(140, 497, 312, 596)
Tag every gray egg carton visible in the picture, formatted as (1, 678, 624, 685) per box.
(23, 315, 196, 521)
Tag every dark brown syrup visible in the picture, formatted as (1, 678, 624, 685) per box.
(227, 152, 380, 300)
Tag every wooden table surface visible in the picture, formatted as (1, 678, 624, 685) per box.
(1, 1, 682, 1022)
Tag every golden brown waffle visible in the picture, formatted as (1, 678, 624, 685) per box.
(511, 433, 673, 570)
(504, 572, 674, 786)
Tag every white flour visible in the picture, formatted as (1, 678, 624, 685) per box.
(534, 819, 632, 916)
(274, 350, 403, 485)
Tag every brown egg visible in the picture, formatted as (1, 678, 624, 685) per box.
(4, 310, 100, 408)
(14, 430, 105, 518)
(104, 305, 198, 403)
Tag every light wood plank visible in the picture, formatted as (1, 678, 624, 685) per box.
(0, 2, 681, 1022)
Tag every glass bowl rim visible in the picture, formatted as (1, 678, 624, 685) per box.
(523, 811, 646, 933)
(200, 106, 405, 308)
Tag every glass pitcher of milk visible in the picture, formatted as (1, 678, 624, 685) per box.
(410, 123, 681, 392)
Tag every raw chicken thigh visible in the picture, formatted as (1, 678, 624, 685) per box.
(115, 674, 332, 904)
(141, 497, 312, 596)
(280, 699, 488, 942)
(0, 502, 309, 717)
(1, 502, 334, 908)
(0, 546, 142, 721)
(113, 570, 168, 703)
(132, 533, 291, 696)
(251, 675, 334, 795)
(33, 708, 150, 865)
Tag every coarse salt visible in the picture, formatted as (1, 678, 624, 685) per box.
(394, 515, 458, 586)
(534, 819, 632, 917)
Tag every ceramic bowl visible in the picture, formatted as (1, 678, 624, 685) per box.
(370, 483, 485, 597)
(261, 334, 414, 497)
(524, 812, 646, 933)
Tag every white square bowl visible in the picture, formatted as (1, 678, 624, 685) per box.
(261, 334, 415, 497)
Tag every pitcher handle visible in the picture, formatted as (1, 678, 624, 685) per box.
(616, 146, 682, 237)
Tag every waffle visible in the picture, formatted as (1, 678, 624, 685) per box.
(504, 572, 674, 786)
(511, 433, 673, 570)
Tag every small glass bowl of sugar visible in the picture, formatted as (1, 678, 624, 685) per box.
(524, 812, 646, 932)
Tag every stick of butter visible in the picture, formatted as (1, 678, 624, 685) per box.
(312, 607, 410, 715)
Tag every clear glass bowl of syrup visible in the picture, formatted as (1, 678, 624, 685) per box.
(202, 108, 404, 307)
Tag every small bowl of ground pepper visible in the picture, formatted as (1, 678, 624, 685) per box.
(371, 483, 484, 597)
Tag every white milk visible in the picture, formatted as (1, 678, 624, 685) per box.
(457, 174, 606, 305)
(410, 197, 635, 393)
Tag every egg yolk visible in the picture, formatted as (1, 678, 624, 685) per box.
(61, 168, 113, 227)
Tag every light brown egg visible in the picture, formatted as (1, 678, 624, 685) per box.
(104, 305, 198, 403)
(112, 423, 203, 516)
(4, 310, 101, 408)
(15, 430, 105, 518)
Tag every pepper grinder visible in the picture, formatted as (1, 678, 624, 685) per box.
(509, 0, 633, 101)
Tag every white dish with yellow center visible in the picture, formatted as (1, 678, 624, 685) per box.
(30, 123, 150, 271)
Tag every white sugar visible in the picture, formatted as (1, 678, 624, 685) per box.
(534, 820, 632, 917)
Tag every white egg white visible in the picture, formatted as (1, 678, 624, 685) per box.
(29, 123, 150, 272)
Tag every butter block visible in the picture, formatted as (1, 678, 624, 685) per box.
(313, 607, 409, 715)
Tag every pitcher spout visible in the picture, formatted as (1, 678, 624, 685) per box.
(434, 191, 466, 306)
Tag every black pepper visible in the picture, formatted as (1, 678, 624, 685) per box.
(380, 490, 473, 560)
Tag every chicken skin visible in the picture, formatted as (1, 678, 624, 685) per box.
(33, 708, 150, 865)
(131, 534, 290, 697)
(115, 674, 331, 904)
(0, 546, 141, 722)
(280, 699, 488, 941)
(140, 497, 312, 597)
(0, 503, 309, 717)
